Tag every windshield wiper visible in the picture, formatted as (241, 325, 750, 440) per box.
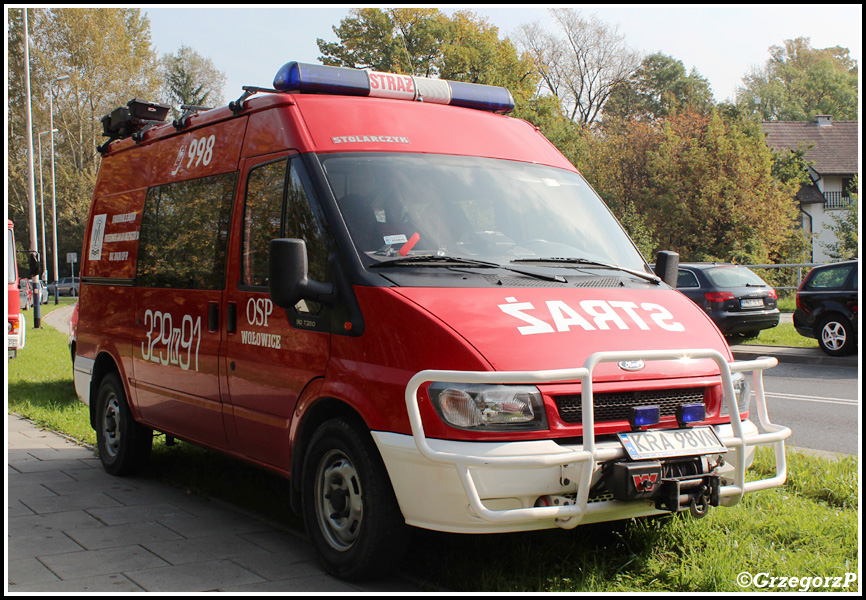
(511, 257, 661, 285)
(370, 254, 567, 283)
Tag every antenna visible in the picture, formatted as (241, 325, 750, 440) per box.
(388, 9, 417, 77)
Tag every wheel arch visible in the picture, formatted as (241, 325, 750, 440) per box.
(88, 351, 124, 430)
(289, 396, 372, 515)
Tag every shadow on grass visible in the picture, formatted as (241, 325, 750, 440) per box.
(7, 379, 80, 410)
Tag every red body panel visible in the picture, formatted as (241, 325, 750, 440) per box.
(391, 286, 732, 376)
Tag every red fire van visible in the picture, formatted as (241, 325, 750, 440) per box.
(74, 62, 790, 580)
(8, 220, 25, 358)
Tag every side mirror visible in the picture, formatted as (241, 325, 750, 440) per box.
(654, 250, 679, 288)
(28, 251, 44, 278)
(268, 238, 335, 309)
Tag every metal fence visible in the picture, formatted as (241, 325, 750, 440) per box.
(747, 263, 822, 293)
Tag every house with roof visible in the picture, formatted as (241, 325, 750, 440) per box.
(762, 115, 858, 263)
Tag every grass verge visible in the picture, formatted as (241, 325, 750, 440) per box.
(7, 305, 858, 592)
(740, 322, 818, 348)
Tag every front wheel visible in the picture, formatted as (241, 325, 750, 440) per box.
(95, 373, 152, 475)
(817, 315, 854, 356)
(302, 418, 407, 581)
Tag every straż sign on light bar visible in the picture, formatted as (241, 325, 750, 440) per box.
(272, 61, 513, 113)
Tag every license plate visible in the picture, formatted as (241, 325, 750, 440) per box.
(740, 298, 764, 309)
(618, 426, 727, 460)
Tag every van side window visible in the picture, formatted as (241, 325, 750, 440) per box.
(242, 160, 286, 288)
(286, 158, 330, 287)
(241, 157, 330, 313)
(137, 172, 237, 289)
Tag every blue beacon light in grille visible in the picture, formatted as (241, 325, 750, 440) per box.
(273, 61, 514, 113)
(629, 405, 661, 430)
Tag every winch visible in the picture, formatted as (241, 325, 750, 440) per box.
(607, 456, 722, 517)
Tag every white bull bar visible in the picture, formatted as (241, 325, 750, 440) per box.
(404, 349, 792, 528)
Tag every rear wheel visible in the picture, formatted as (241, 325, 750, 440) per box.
(95, 373, 152, 475)
(302, 418, 407, 581)
(817, 315, 854, 356)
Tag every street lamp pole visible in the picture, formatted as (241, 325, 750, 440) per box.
(37, 129, 57, 284)
(22, 10, 41, 327)
(49, 74, 69, 304)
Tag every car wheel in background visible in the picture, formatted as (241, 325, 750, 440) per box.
(817, 315, 854, 356)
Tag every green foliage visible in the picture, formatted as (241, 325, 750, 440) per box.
(569, 110, 804, 264)
(7, 8, 161, 282)
(605, 52, 714, 121)
(317, 8, 536, 97)
(737, 37, 859, 121)
(160, 44, 227, 116)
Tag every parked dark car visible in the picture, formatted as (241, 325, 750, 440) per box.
(675, 263, 780, 338)
(793, 260, 858, 356)
(52, 276, 80, 297)
(18, 278, 34, 310)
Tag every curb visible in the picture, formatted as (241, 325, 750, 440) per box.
(730, 344, 858, 368)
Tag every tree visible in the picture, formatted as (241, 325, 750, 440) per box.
(318, 9, 535, 87)
(317, 8, 538, 120)
(737, 37, 858, 121)
(318, 8, 444, 76)
(515, 8, 640, 124)
(604, 52, 714, 121)
(7, 8, 161, 279)
(160, 45, 227, 115)
(570, 110, 805, 265)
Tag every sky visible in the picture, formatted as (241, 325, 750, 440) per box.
(142, 4, 863, 106)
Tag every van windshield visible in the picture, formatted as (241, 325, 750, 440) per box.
(322, 153, 646, 273)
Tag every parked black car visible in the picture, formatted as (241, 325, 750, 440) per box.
(675, 263, 780, 338)
(793, 260, 858, 356)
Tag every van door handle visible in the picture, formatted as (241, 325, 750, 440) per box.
(227, 302, 237, 333)
(208, 302, 219, 333)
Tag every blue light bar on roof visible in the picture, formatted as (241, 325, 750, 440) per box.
(273, 61, 514, 113)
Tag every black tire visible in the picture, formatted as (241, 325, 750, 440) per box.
(302, 418, 407, 581)
(95, 372, 152, 475)
(817, 314, 855, 356)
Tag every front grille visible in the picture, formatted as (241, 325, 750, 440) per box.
(554, 387, 706, 424)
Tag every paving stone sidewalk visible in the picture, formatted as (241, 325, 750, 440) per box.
(7, 415, 423, 592)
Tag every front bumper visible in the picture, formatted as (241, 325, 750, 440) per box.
(376, 349, 791, 534)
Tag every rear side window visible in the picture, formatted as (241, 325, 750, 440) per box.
(806, 264, 854, 289)
(676, 270, 699, 288)
(137, 172, 237, 289)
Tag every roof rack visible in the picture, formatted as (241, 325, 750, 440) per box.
(229, 86, 280, 115)
(173, 104, 214, 131)
(98, 99, 171, 155)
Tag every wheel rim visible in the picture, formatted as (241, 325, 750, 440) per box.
(821, 321, 846, 351)
(102, 393, 121, 458)
(314, 449, 364, 551)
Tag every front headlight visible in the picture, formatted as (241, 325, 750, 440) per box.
(721, 371, 751, 417)
(428, 382, 548, 431)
